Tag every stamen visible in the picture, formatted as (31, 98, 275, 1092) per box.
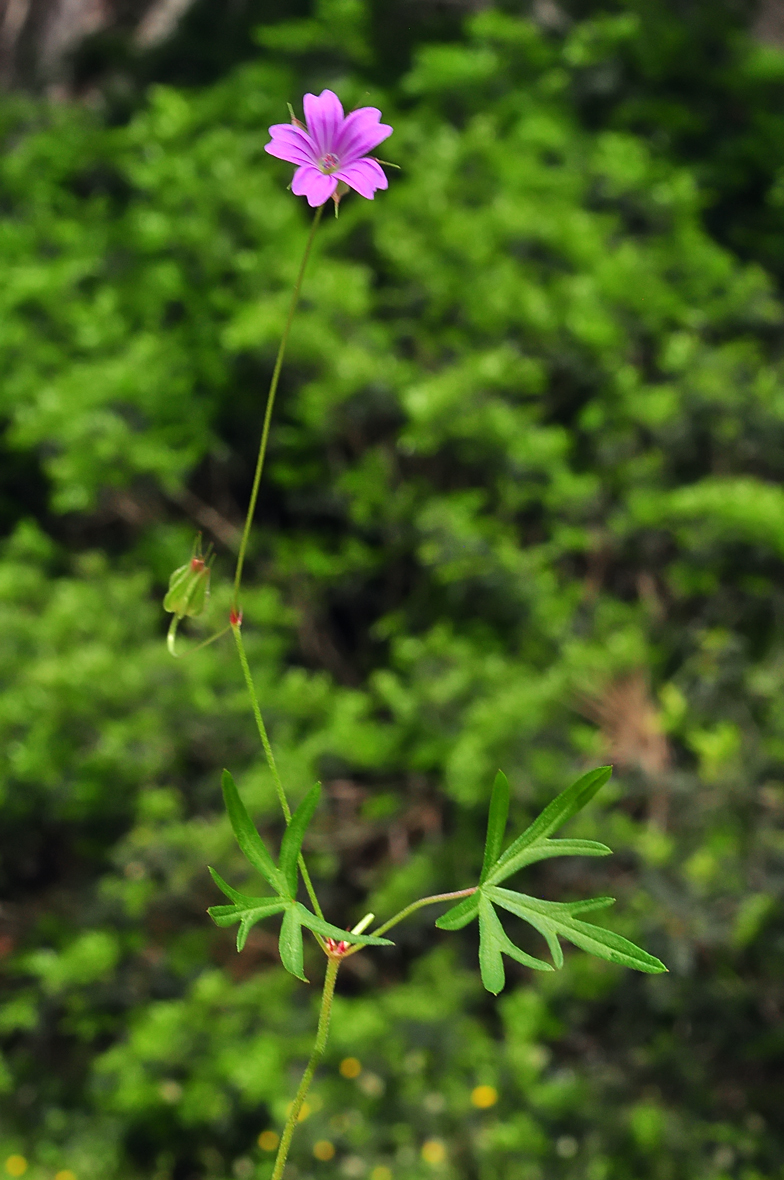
(320, 153, 340, 173)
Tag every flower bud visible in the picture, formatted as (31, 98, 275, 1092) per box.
(163, 537, 212, 620)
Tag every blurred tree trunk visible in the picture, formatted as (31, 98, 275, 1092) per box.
(0, 0, 196, 90)
(754, 0, 784, 42)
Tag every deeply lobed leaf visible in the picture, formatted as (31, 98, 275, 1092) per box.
(488, 886, 666, 975)
(436, 767, 666, 990)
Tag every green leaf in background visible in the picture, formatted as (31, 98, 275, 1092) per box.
(279, 783, 321, 897)
(220, 769, 288, 897)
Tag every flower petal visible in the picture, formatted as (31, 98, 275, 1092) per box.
(265, 140, 315, 167)
(291, 165, 338, 207)
(265, 123, 318, 165)
(303, 89, 345, 157)
(334, 107, 393, 163)
(334, 158, 388, 200)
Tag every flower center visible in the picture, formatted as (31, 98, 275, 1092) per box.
(319, 152, 340, 174)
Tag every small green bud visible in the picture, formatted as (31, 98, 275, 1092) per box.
(163, 538, 212, 621)
(163, 536, 215, 657)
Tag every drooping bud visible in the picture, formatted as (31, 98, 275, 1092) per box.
(164, 536, 212, 621)
(163, 536, 214, 657)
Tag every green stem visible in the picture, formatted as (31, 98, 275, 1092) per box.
(231, 621, 324, 921)
(365, 887, 477, 942)
(271, 956, 340, 1180)
(232, 203, 324, 607)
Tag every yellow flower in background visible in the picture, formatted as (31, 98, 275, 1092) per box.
(471, 1084, 498, 1109)
(421, 1140, 446, 1166)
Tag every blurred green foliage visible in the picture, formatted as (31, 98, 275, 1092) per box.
(2, 1, 784, 1178)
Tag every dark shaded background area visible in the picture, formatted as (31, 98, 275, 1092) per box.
(2, 3, 784, 1180)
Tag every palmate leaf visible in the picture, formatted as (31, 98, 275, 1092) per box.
(208, 864, 394, 979)
(207, 891, 394, 980)
(435, 766, 667, 991)
(213, 769, 395, 978)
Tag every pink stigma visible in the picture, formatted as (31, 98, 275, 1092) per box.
(320, 153, 340, 173)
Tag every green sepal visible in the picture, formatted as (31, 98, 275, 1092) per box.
(480, 771, 510, 883)
(296, 903, 393, 946)
(279, 783, 321, 897)
(435, 893, 479, 930)
(220, 769, 288, 896)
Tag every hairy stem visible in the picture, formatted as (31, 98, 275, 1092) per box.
(231, 621, 324, 921)
(233, 203, 324, 607)
(272, 956, 340, 1180)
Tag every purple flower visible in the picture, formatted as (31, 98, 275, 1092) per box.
(264, 89, 393, 207)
